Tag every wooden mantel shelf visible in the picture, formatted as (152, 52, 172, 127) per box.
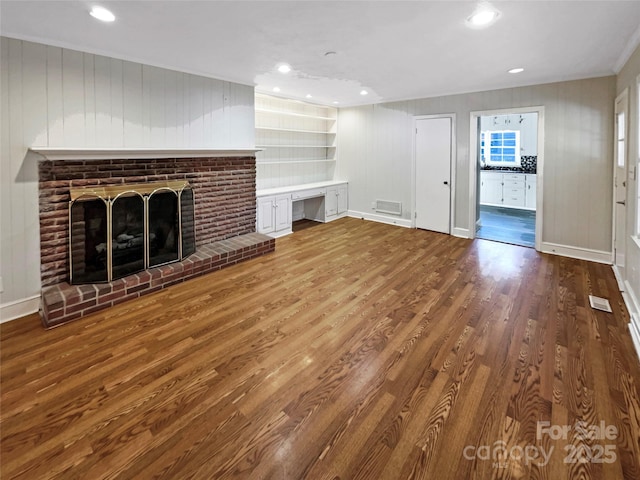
(29, 147, 262, 161)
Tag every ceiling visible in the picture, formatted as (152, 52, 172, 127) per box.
(2, 1, 640, 107)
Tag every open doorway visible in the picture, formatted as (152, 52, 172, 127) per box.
(469, 107, 544, 250)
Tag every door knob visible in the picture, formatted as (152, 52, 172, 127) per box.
(443, 181, 449, 185)
(616, 200, 626, 206)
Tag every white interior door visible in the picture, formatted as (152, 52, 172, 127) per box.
(614, 90, 628, 270)
(415, 117, 452, 233)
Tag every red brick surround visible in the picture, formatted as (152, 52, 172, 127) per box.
(37, 156, 274, 327)
(38, 157, 257, 287)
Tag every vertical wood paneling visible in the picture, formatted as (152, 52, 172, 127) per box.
(0, 38, 12, 305)
(145, 65, 166, 147)
(0, 37, 255, 308)
(7, 40, 25, 301)
(202, 79, 213, 145)
(164, 69, 178, 146)
(61, 49, 85, 146)
(22, 42, 48, 147)
(46, 46, 63, 146)
(83, 53, 96, 147)
(94, 55, 112, 146)
(189, 75, 204, 146)
(20, 43, 47, 294)
(110, 58, 124, 146)
(181, 73, 190, 146)
(211, 78, 225, 148)
(122, 61, 142, 147)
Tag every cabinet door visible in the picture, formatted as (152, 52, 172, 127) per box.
(525, 174, 537, 209)
(257, 196, 275, 234)
(480, 172, 503, 206)
(274, 195, 292, 232)
(337, 185, 348, 214)
(326, 187, 338, 217)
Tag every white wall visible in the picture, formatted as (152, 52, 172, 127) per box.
(616, 42, 640, 349)
(337, 76, 616, 254)
(0, 37, 255, 319)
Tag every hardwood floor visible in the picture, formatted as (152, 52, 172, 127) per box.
(476, 205, 536, 248)
(2, 217, 639, 479)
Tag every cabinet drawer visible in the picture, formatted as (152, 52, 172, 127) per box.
(504, 180, 525, 190)
(504, 190, 526, 207)
(291, 188, 326, 200)
(504, 178, 525, 188)
(503, 173, 525, 182)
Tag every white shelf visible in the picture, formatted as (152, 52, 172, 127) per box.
(256, 145, 336, 148)
(255, 107, 336, 121)
(29, 147, 262, 161)
(255, 126, 336, 135)
(257, 159, 337, 165)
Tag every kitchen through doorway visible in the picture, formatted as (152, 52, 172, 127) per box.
(475, 111, 539, 248)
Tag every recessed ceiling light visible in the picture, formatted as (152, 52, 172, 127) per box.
(89, 6, 115, 22)
(277, 64, 291, 74)
(508, 67, 524, 74)
(466, 3, 500, 28)
(273, 87, 281, 92)
(305, 94, 312, 98)
(333, 101, 339, 105)
(360, 90, 368, 96)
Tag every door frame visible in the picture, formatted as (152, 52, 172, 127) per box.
(411, 113, 457, 233)
(468, 106, 545, 251)
(613, 88, 629, 281)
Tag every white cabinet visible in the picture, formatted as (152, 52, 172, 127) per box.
(256, 194, 292, 237)
(256, 181, 348, 238)
(502, 174, 526, 208)
(480, 171, 504, 206)
(325, 184, 348, 219)
(480, 171, 536, 210)
(525, 174, 537, 209)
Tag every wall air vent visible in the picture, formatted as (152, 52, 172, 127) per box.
(375, 200, 402, 215)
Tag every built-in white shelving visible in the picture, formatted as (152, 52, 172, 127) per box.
(255, 93, 337, 190)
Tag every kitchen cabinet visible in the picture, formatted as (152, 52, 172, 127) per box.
(525, 174, 537, 209)
(480, 171, 536, 210)
(256, 194, 292, 237)
(502, 174, 526, 208)
(480, 171, 504, 206)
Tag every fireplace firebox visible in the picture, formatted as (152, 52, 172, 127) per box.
(69, 181, 195, 284)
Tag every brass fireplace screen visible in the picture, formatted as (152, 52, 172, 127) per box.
(69, 180, 195, 284)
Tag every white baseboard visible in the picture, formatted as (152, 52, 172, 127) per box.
(452, 227, 471, 239)
(347, 210, 412, 228)
(629, 319, 640, 361)
(612, 265, 626, 292)
(0, 295, 40, 323)
(621, 281, 640, 362)
(540, 242, 612, 264)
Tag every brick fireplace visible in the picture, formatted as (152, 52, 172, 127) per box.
(36, 151, 274, 327)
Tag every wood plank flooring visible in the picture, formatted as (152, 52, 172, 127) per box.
(2, 217, 639, 479)
(477, 205, 536, 248)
